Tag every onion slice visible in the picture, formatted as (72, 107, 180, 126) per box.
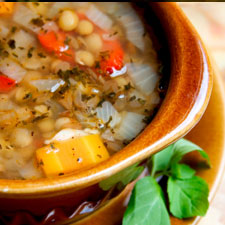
(115, 4, 145, 51)
(13, 5, 41, 33)
(114, 112, 145, 141)
(85, 4, 113, 31)
(95, 101, 121, 128)
(0, 59, 27, 83)
(30, 79, 65, 92)
(127, 63, 159, 95)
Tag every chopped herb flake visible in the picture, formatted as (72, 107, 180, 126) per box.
(7, 39, 16, 49)
(31, 18, 44, 27)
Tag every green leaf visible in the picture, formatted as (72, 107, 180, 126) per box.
(123, 176, 170, 225)
(99, 163, 144, 191)
(167, 176, 209, 219)
(149, 145, 174, 177)
(149, 138, 210, 177)
(170, 139, 210, 166)
(170, 164, 196, 179)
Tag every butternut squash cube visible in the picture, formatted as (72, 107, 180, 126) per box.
(0, 3, 14, 14)
(36, 134, 109, 177)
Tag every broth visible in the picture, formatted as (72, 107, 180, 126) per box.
(0, 2, 164, 179)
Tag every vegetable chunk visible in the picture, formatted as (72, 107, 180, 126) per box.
(0, 3, 14, 14)
(36, 134, 109, 177)
(0, 75, 16, 92)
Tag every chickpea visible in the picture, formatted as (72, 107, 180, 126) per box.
(76, 20, 94, 36)
(11, 128, 33, 148)
(55, 117, 71, 130)
(76, 50, 94, 67)
(58, 10, 79, 31)
(85, 33, 103, 53)
(15, 87, 31, 103)
(37, 118, 55, 133)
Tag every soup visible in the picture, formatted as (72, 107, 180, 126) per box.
(0, 2, 164, 179)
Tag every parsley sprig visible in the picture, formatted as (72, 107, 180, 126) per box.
(99, 138, 210, 225)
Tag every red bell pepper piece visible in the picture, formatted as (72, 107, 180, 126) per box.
(38, 30, 75, 64)
(99, 40, 124, 75)
(0, 75, 16, 92)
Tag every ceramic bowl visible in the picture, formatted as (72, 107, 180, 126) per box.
(0, 2, 213, 224)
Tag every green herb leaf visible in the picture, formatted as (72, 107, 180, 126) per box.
(170, 163, 195, 179)
(167, 176, 209, 219)
(7, 39, 16, 49)
(170, 139, 210, 166)
(31, 18, 44, 27)
(149, 145, 174, 177)
(123, 176, 170, 225)
(99, 163, 144, 191)
(149, 138, 210, 177)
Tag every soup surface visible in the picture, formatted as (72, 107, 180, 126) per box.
(0, 2, 164, 179)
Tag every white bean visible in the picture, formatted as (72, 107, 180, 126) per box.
(11, 128, 33, 148)
(85, 33, 102, 53)
(76, 50, 94, 67)
(55, 117, 71, 130)
(76, 20, 93, 36)
(37, 118, 55, 133)
(58, 10, 79, 31)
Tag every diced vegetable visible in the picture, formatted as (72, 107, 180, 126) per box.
(0, 2, 14, 14)
(0, 75, 16, 92)
(95, 101, 121, 128)
(36, 134, 109, 177)
(13, 5, 40, 33)
(115, 3, 145, 51)
(99, 40, 124, 75)
(0, 59, 27, 83)
(30, 79, 65, 92)
(127, 63, 159, 95)
(114, 112, 145, 141)
(0, 22, 10, 38)
(85, 4, 113, 31)
(38, 30, 75, 63)
(10, 30, 36, 59)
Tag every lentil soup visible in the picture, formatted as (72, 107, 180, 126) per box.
(0, 2, 165, 179)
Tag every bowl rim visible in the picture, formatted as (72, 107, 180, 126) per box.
(0, 2, 213, 197)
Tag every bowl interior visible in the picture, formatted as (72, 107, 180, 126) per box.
(0, 2, 213, 197)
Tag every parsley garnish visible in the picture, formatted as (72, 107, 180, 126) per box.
(27, 47, 35, 58)
(23, 92, 32, 100)
(64, 36, 71, 45)
(38, 52, 46, 58)
(124, 82, 133, 91)
(31, 18, 44, 27)
(11, 26, 17, 33)
(7, 39, 16, 49)
(32, 113, 48, 122)
(0, 41, 9, 58)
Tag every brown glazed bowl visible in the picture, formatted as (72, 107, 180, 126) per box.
(0, 2, 213, 225)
